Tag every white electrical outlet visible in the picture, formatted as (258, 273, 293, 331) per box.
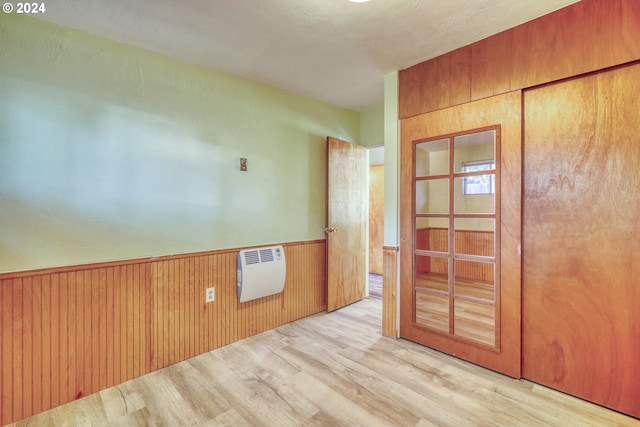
(205, 287, 215, 303)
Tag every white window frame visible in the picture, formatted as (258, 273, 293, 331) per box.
(462, 160, 495, 195)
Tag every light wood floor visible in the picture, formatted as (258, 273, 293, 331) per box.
(368, 273, 382, 300)
(8, 298, 638, 427)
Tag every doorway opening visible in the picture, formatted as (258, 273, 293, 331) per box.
(368, 145, 384, 301)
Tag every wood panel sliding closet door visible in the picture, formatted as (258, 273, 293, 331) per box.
(522, 63, 640, 418)
(400, 91, 522, 378)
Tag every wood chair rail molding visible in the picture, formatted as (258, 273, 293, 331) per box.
(0, 239, 326, 280)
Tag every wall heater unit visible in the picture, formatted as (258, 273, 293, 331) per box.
(237, 245, 286, 303)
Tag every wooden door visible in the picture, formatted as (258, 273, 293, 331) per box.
(400, 92, 522, 378)
(522, 64, 640, 418)
(369, 165, 385, 275)
(326, 137, 367, 312)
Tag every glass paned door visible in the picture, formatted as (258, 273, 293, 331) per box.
(413, 128, 499, 347)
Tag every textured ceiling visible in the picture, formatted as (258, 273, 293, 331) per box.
(36, 0, 580, 111)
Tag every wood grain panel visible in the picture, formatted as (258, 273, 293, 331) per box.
(327, 137, 367, 312)
(418, 57, 440, 114)
(382, 246, 399, 338)
(0, 240, 326, 425)
(399, 0, 640, 118)
(398, 63, 421, 119)
(400, 47, 471, 119)
(522, 63, 640, 418)
(369, 165, 385, 274)
(470, 30, 513, 101)
(511, 0, 640, 90)
(449, 46, 472, 106)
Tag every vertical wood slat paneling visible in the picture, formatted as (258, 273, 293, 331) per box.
(382, 246, 399, 338)
(150, 242, 327, 372)
(12, 278, 23, 423)
(0, 262, 152, 425)
(1, 283, 11, 425)
(72, 271, 83, 401)
(59, 273, 68, 404)
(0, 240, 325, 425)
(31, 275, 43, 416)
(22, 277, 33, 420)
(90, 270, 99, 396)
(41, 275, 51, 411)
(50, 275, 60, 410)
(70, 272, 81, 401)
(84, 271, 91, 394)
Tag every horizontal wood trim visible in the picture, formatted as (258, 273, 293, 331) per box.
(399, 0, 640, 118)
(0, 240, 326, 280)
(0, 240, 326, 425)
(0, 257, 153, 280)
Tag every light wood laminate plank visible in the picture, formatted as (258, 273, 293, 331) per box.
(8, 298, 638, 427)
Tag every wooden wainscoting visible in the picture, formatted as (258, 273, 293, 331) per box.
(0, 240, 326, 425)
(1, 263, 152, 424)
(382, 246, 399, 338)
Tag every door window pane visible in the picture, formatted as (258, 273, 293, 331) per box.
(454, 218, 495, 257)
(454, 300, 495, 346)
(415, 138, 449, 177)
(454, 130, 495, 173)
(416, 291, 449, 333)
(462, 161, 495, 195)
(454, 259, 495, 301)
(416, 255, 449, 292)
(454, 177, 495, 214)
(412, 127, 499, 350)
(416, 179, 449, 214)
(416, 218, 449, 252)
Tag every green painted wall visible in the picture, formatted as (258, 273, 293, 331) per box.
(0, 15, 361, 272)
(360, 105, 384, 148)
(383, 71, 399, 246)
